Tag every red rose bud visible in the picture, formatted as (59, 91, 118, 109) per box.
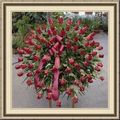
(15, 64, 21, 69)
(36, 26, 42, 34)
(17, 72, 24, 77)
(84, 42, 89, 47)
(66, 42, 71, 49)
(74, 37, 79, 42)
(66, 18, 72, 25)
(86, 34, 93, 41)
(99, 54, 104, 58)
(79, 29, 85, 35)
(86, 54, 93, 61)
(87, 74, 92, 80)
(44, 70, 49, 76)
(60, 29, 66, 37)
(97, 63, 103, 67)
(47, 87, 52, 93)
(36, 81, 45, 88)
(74, 25, 79, 31)
(90, 41, 95, 47)
(90, 32, 96, 36)
(17, 49, 24, 54)
(95, 42, 100, 47)
(35, 69, 41, 74)
(48, 18, 54, 24)
(60, 79, 66, 85)
(68, 58, 75, 65)
(88, 79, 93, 83)
(52, 66, 58, 73)
(92, 51, 97, 56)
(83, 61, 89, 67)
(46, 92, 52, 100)
(80, 86, 85, 91)
(21, 64, 27, 69)
(99, 76, 104, 81)
(74, 80, 79, 86)
(77, 19, 82, 25)
(66, 88, 73, 96)
(28, 39, 35, 46)
(80, 50, 86, 55)
(74, 63, 81, 70)
(33, 55, 39, 61)
(73, 45, 79, 52)
(56, 99, 61, 107)
(65, 67, 72, 73)
(26, 80, 33, 86)
(37, 93, 43, 99)
(35, 45, 41, 50)
(97, 46, 103, 50)
(58, 16, 63, 24)
(18, 57, 23, 62)
(23, 48, 32, 54)
(80, 77, 86, 82)
(95, 66, 101, 72)
(47, 29, 52, 36)
(52, 29, 57, 35)
(27, 72, 33, 77)
(72, 96, 78, 104)
(66, 25, 70, 31)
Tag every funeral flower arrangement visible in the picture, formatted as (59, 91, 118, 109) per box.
(15, 16, 104, 107)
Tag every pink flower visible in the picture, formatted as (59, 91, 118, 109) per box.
(33, 55, 39, 61)
(48, 18, 54, 24)
(18, 57, 23, 62)
(37, 93, 43, 99)
(15, 64, 21, 69)
(26, 80, 33, 86)
(66, 18, 72, 25)
(86, 34, 93, 41)
(17, 72, 24, 77)
(68, 58, 75, 65)
(58, 16, 63, 24)
(27, 72, 33, 77)
(80, 86, 85, 91)
(92, 51, 97, 56)
(21, 64, 27, 69)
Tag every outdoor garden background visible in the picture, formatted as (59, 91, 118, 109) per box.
(12, 12, 108, 108)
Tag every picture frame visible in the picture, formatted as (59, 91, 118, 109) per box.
(1, 0, 119, 119)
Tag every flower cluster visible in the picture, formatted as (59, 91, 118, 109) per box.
(15, 16, 104, 107)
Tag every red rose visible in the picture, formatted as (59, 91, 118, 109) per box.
(68, 58, 75, 65)
(27, 72, 33, 77)
(56, 99, 61, 107)
(84, 42, 89, 47)
(74, 25, 79, 31)
(60, 29, 66, 37)
(58, 16, 63, 24)
(95, 66, 101, 72)
(35, 45, 41, 50)
(97, 63, 103, 67)
(15, 64, 21, 69)
(33, 55, 39, 61)
(36, 26, 42, 34)
(65, 67, 72, 73)
(18, 57, 23, 62)
(72, 96, 78, 104)
(66, 88, 73, 96)
(74, 37, 79, 42)
(17, 49, 24, 54)
(95, 42, 100, 47)
(74, 80, 79, 86)
(48, 18, 54, 24)
(80, 50, 86, 55)
(88, 79, 93, 83)
(60, 79, 66, 85)
(99, 54, 104, 58)
(46, 92, 52, 100)
(37, 93, 43, 99)
(83, 61, 89, 67)
(77, 19, 82, 25)
(66, 25, 70, 31)
(92, 51, 97, 56)
(97, 46, 103, 50)
(21, 64, 27, 69)
(80, 86, 85, 91)
(17, 72, 24, 77)
(26, 80, 33, 86)
(99, 76, 104, 81)
(86, 54, 93, 61)
(66, 18, 72, 25)
(86, 34, 93, 41)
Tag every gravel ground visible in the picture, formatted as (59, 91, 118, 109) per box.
(12, 31, 108, 108)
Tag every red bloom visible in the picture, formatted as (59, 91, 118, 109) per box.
(74, 80, 79, 86)
(58, 16, 63, 24)
(17, 49, 24, 54)
(37, 93, 43, 99)
(56, 99, 61, 107)
(26, 80, 33, 86)
(18, 57, 23, 62)
(60, 29, 66, 37)
(44, 70, 49, 76)
(21, 64, 27, 69)
(97, 63, 103, 67)
(48, 18, 54, 25)
(86, 34, 93, 41)
(66, 42, 71, 49)
(27, 72, 33, 77)
(46, 92, 52, 100)
(28, 39, 35, 46)
(33, 55, 39, 61)
(95, 66, 101, 72)
(73, 45, 79, 52)
(56, 35, 63, 42)
(23, 48, 32, 54)
(47, 29, 52, 36)
(80, 86, 85, 91)
(66, 25, 70, 31)
(72, 96, 78, 104)
(15, 64, 21, 69)
(17, 72, 24, 77)
(35, 45, 41, 50)
(80, 50, 86, 55)
(83, 61, 89, 67)
(66, 18, 72, 25)
(99, 76, 104, 81)
(86, 54, 93, 61)
(95, 42, 100, 47)
(87, 74, 92, 80)
(36, 26, 42, 34)
(99, 54, 104, 58)
(60, 79, 66, 85)
(77, 19, 82, 25)
(74, 25, 79, 31)
(36, 81, 45, 88)
(88, 79, 93, 83)
(74, 37, 79, 42)
(97, 46, 103, 50)
(65, 67, 72, 73)
(68, 58, 75, 65)
(80, 77, 86, 82)
(92, 51, 97, 56)
(84, 42, 89, 47)
(66, 88, 73, 96)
